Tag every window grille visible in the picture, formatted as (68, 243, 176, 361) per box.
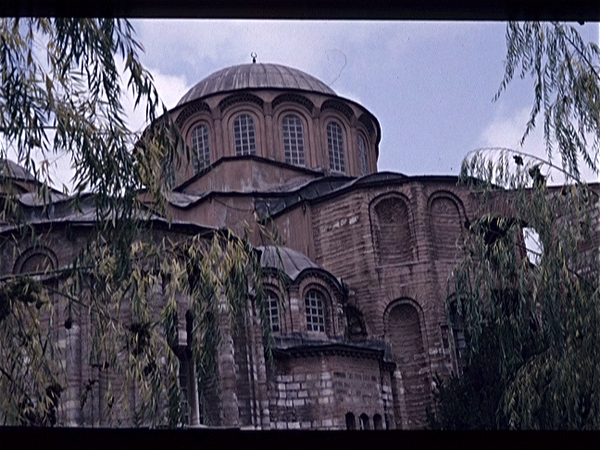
(233, 114, 256, 156)
(305, 290, 325, 332)
(190, 125, 210, 172)
(358, 133, 368, 176)
(267, 291, 280, 333)
(327, 122, 345, 173)
(282, 115, 305, 166)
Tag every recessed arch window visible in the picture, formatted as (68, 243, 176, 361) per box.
(305, 289, 325, 333)
(346, 412, 356, 430)
(358, 133, 368, 176)
(359, 413, 370, 430)
(233, 114, 256, 156)
(327, 121, 345, 173)
(266, 290, 280, 333)
(190, 124, 211, 172)
(282, 114, 305, 166)
(373, 414, 384, 430)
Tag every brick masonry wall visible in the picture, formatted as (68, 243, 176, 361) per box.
(268, 353, 392, 430)
(287, 179, 483, 428)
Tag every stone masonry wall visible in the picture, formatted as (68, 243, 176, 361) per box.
(268, 353, 391, 430)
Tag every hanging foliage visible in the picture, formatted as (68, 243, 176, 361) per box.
(0, 18, 279, 427)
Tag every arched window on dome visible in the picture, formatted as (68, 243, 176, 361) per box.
(358, 133, 369, 176)
(327, 121, 345, 173)
(190, 124, 211, 172)
(305, 289, 326, 333)
(282, 114, 305, 166)
(233, 114, 256, 156)
(266, 290, 280, 333)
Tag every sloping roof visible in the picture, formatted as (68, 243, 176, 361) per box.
(0, 159, 36, 182)
(177, 63, 336, 105)
(18, 191, 70, 206)
(254, 172, 408, 219)
(0, 191, 216, 236)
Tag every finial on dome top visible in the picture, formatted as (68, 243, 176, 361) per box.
(251, 52, 257, 64)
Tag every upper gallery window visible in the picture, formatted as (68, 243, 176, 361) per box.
(305, 290, 325, 333)
(327, 121, 345, 173)
(190, 124, 211, 172)
(233, 114, 257, 156)
(282, 114, 306, 166)
(358, 133, 368, 176)
(266, 290, 280, 333)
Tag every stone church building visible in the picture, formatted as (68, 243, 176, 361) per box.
(1, 63, 513, 429)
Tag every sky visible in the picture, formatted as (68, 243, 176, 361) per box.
(39, 21, 600, 188)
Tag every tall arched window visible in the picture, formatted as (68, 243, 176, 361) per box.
(190, 124, 211, 172)
(233, 114, 256, 156)
(282, 114, 305, 166)
(266, 290, 280, 333)
(358, 133, 368, 176)
(305, 290, 325, 333)
(327, 121, 345, 173)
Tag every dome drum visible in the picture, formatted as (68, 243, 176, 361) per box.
(171, 63, 381, 186)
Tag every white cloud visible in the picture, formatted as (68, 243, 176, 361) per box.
(15, 64, 191, 193)
(132, 20, 476, 95)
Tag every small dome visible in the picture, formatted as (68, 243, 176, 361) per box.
(257, 245, 320, 281)
(177, 63, 336, 106)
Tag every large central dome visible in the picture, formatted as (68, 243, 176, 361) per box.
(177, 63, 337, 106)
